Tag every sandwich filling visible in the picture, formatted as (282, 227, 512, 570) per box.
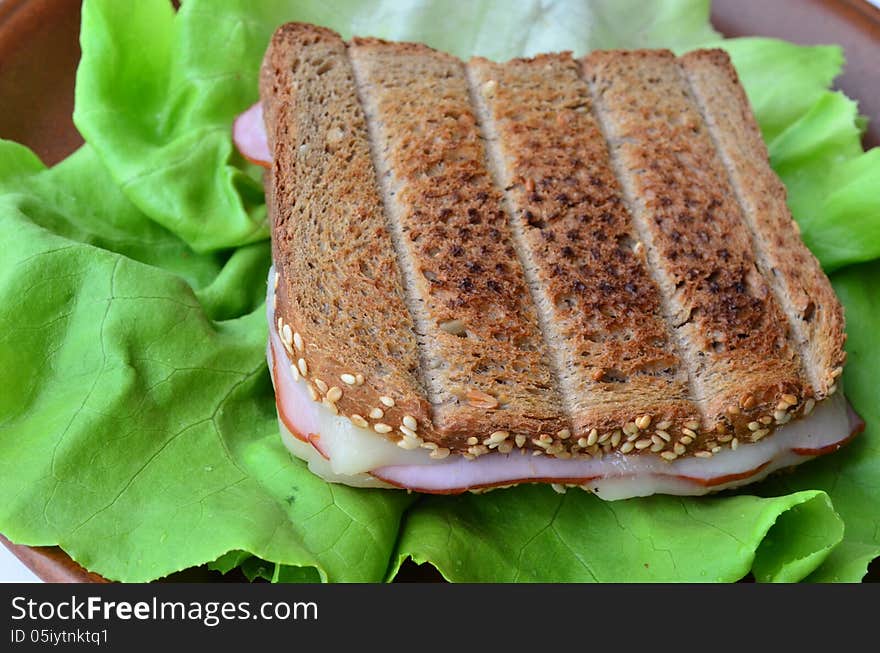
(266, 267, 862, 500)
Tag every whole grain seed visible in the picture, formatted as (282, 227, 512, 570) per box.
(403, 415, 418, 431)
(635, 415, 652, 430)
(297, 358, 308, 377)
(290, 363, 301, 382)
(374, 423, 393, 434)
(466, 437, 479, 446)
(379, 395, 395, 407)
(326, 386, 342, 402)
(369, 407, 384, 420)
(314, 378, 328, 394)
(350, 414, 368, 428)
(293, 332, 304, 352)
(340, 373, 357, 385)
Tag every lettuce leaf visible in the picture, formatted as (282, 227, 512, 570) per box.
(0, 142, 414, 582)
(1, 0, 878, 582)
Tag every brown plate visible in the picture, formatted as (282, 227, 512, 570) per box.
(1, 0, 877, 583)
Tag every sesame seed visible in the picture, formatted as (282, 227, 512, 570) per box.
(718, 434, 733, 443)
(587, 429, 599, 447)
(752, 428, 769, 441)
(326, 386, 342, 402)
(620, 441, 635, 454)
(322, 398, 339, 415)
(293, 332, 304, 352)
(731, 438, 739, 450)
(684, 420, 700, 431)
(466, 437, 478, 446)
(488, 431, 510, 444)
(831, 366, 843, 379)
(773, 410, 788, 423)
(741, 395, 756, 410)
(532, 450, 543, 457)
(626, 431, 639, 442)
(532, 438, 551, 449)
(379, 396, 395, 407)
(369, 407, 384, 420)
(803, 398, 816, 416)
(277, 317, 283, 333)
(290, 363, 301, 382)
(340, 373, 356, 385)
(623, 422, 638, 436)
(577, 437, 589, 448)
(611, 430, 622, 448)
(282, 324, 293, 346)
(374, 423, 392, 434)
(421, 441, 438, 450)
(430, 447, 451, 460)
(546, 443, 565, 455)
(350, 414, 368, 428)
(651, 435, 665, 447)
(680, 435, 694, 445)
(399, 425, 417, 439)
(297, 358, 308, 376)
(540, 433, 553, 443)
(660, 451, 678, 461)
(598, 431, 612, 444)
(274, 272, 280, 289)
(557, 428, 571, 440)
(694, 451, 712, 458)
(551, 483, 567, 494)
(650, 441, 665, 453)
(515, 434, 527, 448)
(759, 416, 773, 425)
(673, 443, 686, 455)
(314, 378, 328, 394)
(711, 446, 721, 454)
(397, 437, 420, 450)
(782, 393, 798, 406)
(635, 438, 652, 450)
(656, 420, 672, 431)
(498, 441, 514, 454)
(306, 384, 318, 402)
(748, 421, 760, 431)
(655, 430, 671, 442)
(403, 415, 418, 431)
(635, 415, 652, 430)
(468, 445, 489, 456)
(681, 427, 697, 438)
(355, 374, 365, 386)
(271, 294, 276, 310)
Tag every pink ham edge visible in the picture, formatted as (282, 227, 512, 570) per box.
(233, 102, 272, 167)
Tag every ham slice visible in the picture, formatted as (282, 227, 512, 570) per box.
(233, 102, 272, 167)
(266, 268, 863, 500)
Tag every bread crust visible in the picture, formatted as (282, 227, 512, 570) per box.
(262, 24, 847, 462)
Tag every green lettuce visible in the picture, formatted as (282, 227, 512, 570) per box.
(1, 0, 878, 582)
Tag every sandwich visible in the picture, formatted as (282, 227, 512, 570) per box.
(233, 23, 863, 500)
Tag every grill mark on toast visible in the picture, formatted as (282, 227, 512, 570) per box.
(467, 53, 698, 444)
(582, 50, 807, 445)
(349, 38, 567, 444)
(260, 24, 430, 435)
(679, 50, 845, 398)
(463, 59, 575, 436)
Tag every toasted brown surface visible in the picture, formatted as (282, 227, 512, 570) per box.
(679, 49, 846, 399)
(467, 53, 699, 450)
(260, 23, 432, 440)
(262, 23, 846, 461)
(349, 37, 569, 450)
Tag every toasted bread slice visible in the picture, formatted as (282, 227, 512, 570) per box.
(260, 23, 846, 464)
